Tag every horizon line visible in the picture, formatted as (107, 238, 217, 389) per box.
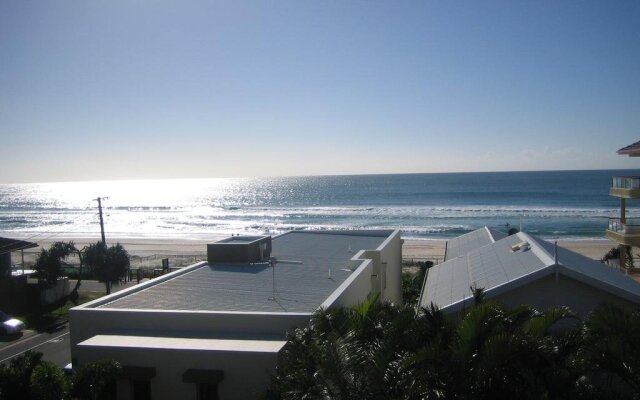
(2, 167, 639, 186)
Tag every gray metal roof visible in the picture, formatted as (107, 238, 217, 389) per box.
(536, 239, 640, 304)
(444, 227, 506, 261)
(0, 237, 38, 255)
(100, 231, 391, 313)
(421, 232, 640, 312)
(617, 140, 640, 156)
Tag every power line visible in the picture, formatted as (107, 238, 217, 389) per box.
(0, 219, 84, 255)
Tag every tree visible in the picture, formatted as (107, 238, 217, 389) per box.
(70, 359, 121, 400)
(402, 261, 432, 306)
(577, 303, 640, 398)
(269, 297, 584, 400)
(444, 301, 579, 400)
(0, 351, 43, 399)
(83, 242, 130, 294)
(268, 295, 422, 399)
(34, 242, 77, 287)
(30, 361, 67, 400)
(601, 246, 635, 269)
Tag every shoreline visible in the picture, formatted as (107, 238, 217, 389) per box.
(11, 234, 616, 264)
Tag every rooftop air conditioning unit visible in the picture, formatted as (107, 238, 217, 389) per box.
(207, 236, 272, 264)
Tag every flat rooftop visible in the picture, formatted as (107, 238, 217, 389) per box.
(98, 231, 392, 313)
(78, 335, 287, 353)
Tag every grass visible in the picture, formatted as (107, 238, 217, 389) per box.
(18, 291, 103, 332)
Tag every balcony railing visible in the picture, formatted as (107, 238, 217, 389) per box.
(608, 218, 640, 234)
(612, 176, 640, 190)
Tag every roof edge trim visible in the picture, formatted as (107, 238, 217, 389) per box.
(484, 226, 497, 243)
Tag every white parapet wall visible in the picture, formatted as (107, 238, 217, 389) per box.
(321, 229, 403, 308)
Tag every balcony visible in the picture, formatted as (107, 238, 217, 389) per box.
(606, 218, 640, 246)
(610, 176, 640, 198)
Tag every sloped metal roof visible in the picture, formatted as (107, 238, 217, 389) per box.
(99, 231, 391, 313)
(444, 227, 507, 261)
(617, 140, 640, 157)
(421, 232, 640, 312)
(536, 239, 640, 304)
(0, 237, 38, 255)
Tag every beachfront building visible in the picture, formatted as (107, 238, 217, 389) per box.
(606, 140, 640, 270)
(70, 230, 402, 400)
(0, 237, 39, 313)
(442, 226, 506, 262)
(0, 236, 38, 279)
(419, 228, 640, 316)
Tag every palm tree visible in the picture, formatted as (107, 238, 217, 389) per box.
(83, 242, 130, 295)
(34, 241, 77, 287)
(269, 297, 624, 400)
(578, 303, 640, 399)
(445, 301, 579, 400)
(269, 296, 420, 399)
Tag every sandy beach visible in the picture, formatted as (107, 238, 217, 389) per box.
(15, 235, 616, 270)
(402, 238, 614, 261)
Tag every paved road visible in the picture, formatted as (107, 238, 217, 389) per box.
(0, 324, 71, 368)
(0, 279, 142, 368)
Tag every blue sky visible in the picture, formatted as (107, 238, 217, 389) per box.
(1, 1, 639, 183)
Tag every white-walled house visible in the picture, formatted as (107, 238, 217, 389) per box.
(70, 230, 402, 400)
(420, 228, 640, 316)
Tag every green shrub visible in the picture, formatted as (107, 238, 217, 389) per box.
(30, 361, 67, 400)
(0, 351, 43, 399)
(70, 360, 121, 400)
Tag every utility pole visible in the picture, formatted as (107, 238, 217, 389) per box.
(94, 196, 109, 245)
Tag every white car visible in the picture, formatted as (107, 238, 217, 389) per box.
(0, 311, 25, 335)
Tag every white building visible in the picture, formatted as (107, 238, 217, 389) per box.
(420, 228, 640, 316)
(70, 230, 402, 400)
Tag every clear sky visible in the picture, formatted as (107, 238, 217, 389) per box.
(1, 1, 639, 183)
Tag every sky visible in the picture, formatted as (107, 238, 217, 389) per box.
(0, 1, 639, 183)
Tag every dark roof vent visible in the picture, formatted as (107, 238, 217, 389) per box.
(207, 236, 272, 264)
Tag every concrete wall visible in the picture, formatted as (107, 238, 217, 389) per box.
(320, 230, 402, 309)
(377, 230, 402, 305)
(495, 273, 637, 318)
(70, 308, 310, 351)
(40, 277, 69, 305)
(322, 260, 374, 308)
(76, 345, 279, 400)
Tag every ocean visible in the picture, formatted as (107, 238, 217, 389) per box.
(0, 170, 638, 241)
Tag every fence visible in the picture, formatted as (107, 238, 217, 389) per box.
(402, 256, 443, 265)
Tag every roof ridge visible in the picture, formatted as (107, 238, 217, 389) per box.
(484, 226, 496, 243)
(516, 232, 555, 266)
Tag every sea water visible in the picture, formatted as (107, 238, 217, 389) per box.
(0, 170, 638, 241)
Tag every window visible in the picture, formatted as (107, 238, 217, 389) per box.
(182, 369, 224, 400)
(132, 380, 151, 400)
(197, 383, 218, 400)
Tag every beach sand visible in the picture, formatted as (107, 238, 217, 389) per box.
(18, 235, 616, 268)
(402, 238, 614, 261)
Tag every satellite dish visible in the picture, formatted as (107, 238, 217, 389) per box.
(268, 257, 302, 301)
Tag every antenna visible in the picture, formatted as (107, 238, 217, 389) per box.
(519, 217, 522, 233)
(267, 257, 302, 301)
